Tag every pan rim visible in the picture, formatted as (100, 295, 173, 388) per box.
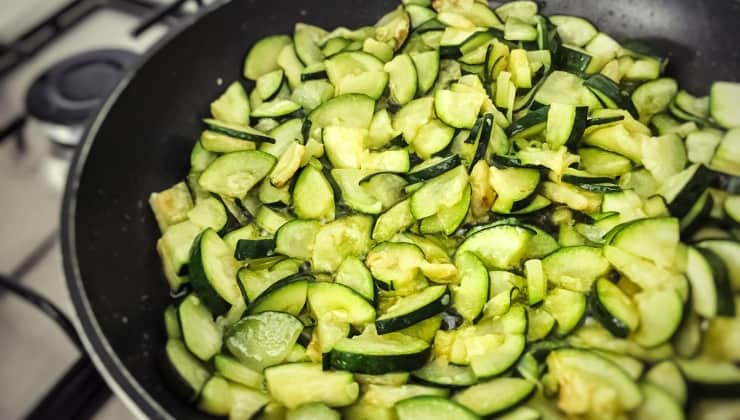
(60, 1, 232, 418)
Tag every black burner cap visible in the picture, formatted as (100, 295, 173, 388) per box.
(26, 49, 137, 125)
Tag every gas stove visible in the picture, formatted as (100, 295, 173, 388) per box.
(0, 1, 213, 419)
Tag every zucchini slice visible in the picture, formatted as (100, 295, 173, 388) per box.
(189, 229, 241, 315)
(457, 224, 534, 270)
(386, 53, 418, 106)
(376, 286, 450, 334)
(412, 358, 477, 387)
(246, 273, 312, 316)
(396, 395, 480, 420)
(543, 287, 586, 336)
(545, 348, 642, 413)
(632, 382, 685, 420)
(542, 246, 611, 293)
(225, 311, 303, 371)
(335, 256, 374, 302)
(293, 166, 335, 221)
(608, 217, 680, 269)
(265, 363, 359, 409)
(330, 333, 431, 374)
(590, 278, 639, 338)
(308, 93, 376, 129)
(710, 128, 740, 176)
(583, 74, 638, 118)
(453, 377, 535, 416)
(179, 293, 222, 361)
(211, 81, 250, 125)
(450, 252, 489, 322)
(686, 246, 735, 317)
(312, 215, 373, 273)
(160, 339, 211, 404)
(434, 89, 485, 129)
(214, 355, 262, 389)
(644, 360, 687, 406)
(203, 119, 275, 143)
(243, 34, 293, 80)
(710, 81, 740, 129)
(308, 282, 376, 326)
(546, 103, 589, 148)
(199, 150, 276, 198)
(632, 288, 684, 348)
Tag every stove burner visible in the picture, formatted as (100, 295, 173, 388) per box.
(26, 49, 137, 126)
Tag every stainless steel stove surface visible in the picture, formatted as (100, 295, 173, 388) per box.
(0, 1, 210, 419)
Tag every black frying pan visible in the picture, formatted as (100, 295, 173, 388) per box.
(61, 0, 740, 418)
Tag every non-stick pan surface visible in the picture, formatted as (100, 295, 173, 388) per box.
(62, 0, 740, 418)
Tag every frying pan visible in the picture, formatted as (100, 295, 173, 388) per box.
(61, 0, 740, 418)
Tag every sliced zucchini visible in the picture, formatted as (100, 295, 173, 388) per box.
(203, 119, 275, 143)
(590, 278, 639, 337)
(632, 288, 683, 347)
(710, 128, 740, 176)
(555, 44, 592, 74)
(376, 286, 450, 334)
(293, 166, 335, 221)
(545, 348, 642, 414)
(543, 287, 586, 336)
(411, 119, 456, 160)
(386, 54, 418, 105)
(412, 358, 477, 387)
(373, 199, 416, 242)
(549, 15, 597, 47)
(197, 375, 232, 416)
(584, 74, 638, 117)
(632, 382, 685, 420)
(450, 306, 527, 377)
(265, 363, 359, 408)
(199, 150, 276, 198)
(396, 396, 480, 420)
(308, 93, 376, 129)
(330, 332, 431, 374)
(214, 355, 262, 389)
(546, 104, 589, 148)
(294, 23, 327, 66)
(411, 50, 440, 95)
(644, 360, 686, 406)
(326, 51, 388, 99)
(457, 224, 534, 270)
(418, 185, 471, 235)
(251, 99, 302, 118)
(434, 89, 485, 129)
(710, 81, 740, 129)
(451, 252, 488, 322)
(244, 35, 293, 80)
(312, 215, 373, 273)
(287, 403, 340, 420)
(247, 273, 311, 316)
(332, 169, 383, 214)
(308, 282, 376, 326)
(160, 339, 211, 404)
(211, 81, 250, 125)
(179, 293, 222, 361)
(361, 383, 448, 408)
(608, 217, 680, 269)
(410, 165, 468, 219)
(366, 242, 426, 292)
(542, 246, 610, 293)
(686, 246, 735, 317)
(453, 377, 535, 417)
(225, 311, 303, 371)
(685, 128, 723, 165)
(335, 256, 375, 302)
(189, 229, 241, 315)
